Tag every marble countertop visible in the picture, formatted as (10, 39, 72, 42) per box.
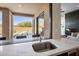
(0, 38, 40, 45)
(0, 38, 79, 56)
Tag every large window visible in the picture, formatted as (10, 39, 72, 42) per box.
(0, 11, 2, 37)
(13, 15, 33, 38)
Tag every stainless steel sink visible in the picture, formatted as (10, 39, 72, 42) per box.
(32, 42, 57, 52)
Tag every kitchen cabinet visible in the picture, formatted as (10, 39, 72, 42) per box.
(68, 49, 77, 56)
(76, 48, 79, 56)
(57, 49, 78, 56)
(57, 52, 68, 56)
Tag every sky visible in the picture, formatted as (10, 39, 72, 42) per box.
(13, 15, 32, 25)
(0, 11, 2, 24)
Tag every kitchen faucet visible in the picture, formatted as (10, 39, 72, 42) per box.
(39, 28, 44, 42)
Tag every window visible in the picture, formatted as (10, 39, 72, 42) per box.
(38, 17, 44, 34)
(13, 15, 33, 38)
(35, 12, 44, 36)
(0, 11, 2, 37)
(61, 14, 65, 35)
(35, 17, 44, 36)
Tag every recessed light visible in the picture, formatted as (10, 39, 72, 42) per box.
(18, 4, 22, 7)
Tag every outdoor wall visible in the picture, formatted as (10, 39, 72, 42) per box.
(52, 3, 61, 39)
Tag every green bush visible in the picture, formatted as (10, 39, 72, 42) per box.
(18, 22, 32, 27)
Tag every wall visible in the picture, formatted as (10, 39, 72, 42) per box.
(52, 3, 61, 39)
(9, 10, 13, 40)
(1, 7, 12, 40)
(65, 10, 79, 32)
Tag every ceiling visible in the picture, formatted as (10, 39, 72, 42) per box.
(0, 3, 45, 15)
(0, 3, 79, 15)
(61, 3, 79, 14)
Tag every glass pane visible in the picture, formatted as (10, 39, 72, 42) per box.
(0, 11, 2, 37)
(13, 15, 32, 38)
(38, 18, 44, 35)
(61, 14, 65, 35)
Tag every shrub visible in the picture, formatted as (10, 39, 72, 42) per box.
(18, 22, 32, 27)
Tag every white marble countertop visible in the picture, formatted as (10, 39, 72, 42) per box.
(0, 38, 79, 56)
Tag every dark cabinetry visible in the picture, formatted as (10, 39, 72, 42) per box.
(68, 50, 77, 56)
(57, 53, 68, 56)
(57, 49, 78, 56)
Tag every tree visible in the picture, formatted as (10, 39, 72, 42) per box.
(18, 22, 32, 27)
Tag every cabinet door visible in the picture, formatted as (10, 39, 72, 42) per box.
(57, 53, 68, 56)
(68, 50, 77, 56)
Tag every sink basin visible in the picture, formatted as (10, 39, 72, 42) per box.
(32, 42, 57, 52)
